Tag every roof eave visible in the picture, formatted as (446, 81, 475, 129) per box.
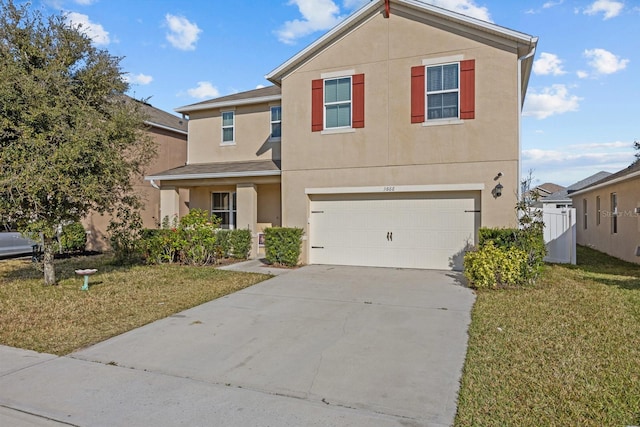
(568, 170, 640, 197)
(266, 0, 538, 85)
(175, 94, 282, 114)
(145, 170, 282, 181)
(144, 121, 188, 135)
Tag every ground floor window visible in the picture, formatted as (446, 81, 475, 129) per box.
(212, 192, 236, 229)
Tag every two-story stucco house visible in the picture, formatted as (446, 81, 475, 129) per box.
(147, 0, 538, 270)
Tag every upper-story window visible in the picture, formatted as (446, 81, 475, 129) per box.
(426, 63, 459, 120)
(411, 58, 475, 124)
(222, 111, 234, 144)
(324, 77, 351, 129)
(311, 73, 364, 132)
(270, 106, 282, 139)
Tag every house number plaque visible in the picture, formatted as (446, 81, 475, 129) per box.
(383, 186, 395, 192)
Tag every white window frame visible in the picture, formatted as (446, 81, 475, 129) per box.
(270, 106, 281, 140)
(211, 192, 236, 229)
(611, 192, 618, 234)
(221, 111, 235, 145)
(324, 76, 352, 130)
(425, 62, 460, 122)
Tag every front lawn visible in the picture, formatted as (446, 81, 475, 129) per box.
(455, 245, 640, 426)
(0, 255, 269, 355)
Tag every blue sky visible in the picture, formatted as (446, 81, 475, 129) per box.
(27, 0, 639, 187)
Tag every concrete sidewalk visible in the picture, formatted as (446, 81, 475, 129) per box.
(0, 265, 475, 426)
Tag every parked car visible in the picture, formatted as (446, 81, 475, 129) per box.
(0, 225, 38, 258)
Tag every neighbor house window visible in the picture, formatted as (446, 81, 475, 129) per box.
(270, 106, 281, 139)
(212, 192, 236, 229)
(611, 193, 618, 234)
(583, 199, 587, 229)
(427, 63, 459, 120)
(411, 59, 475, 123)
(222, 111, 234, 144)
(324, 77, 351, 129)
(596, 196, 601, 226)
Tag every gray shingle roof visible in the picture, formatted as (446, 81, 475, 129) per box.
(146, 160, 281, 181)
(542, 171, 612, 202)
(175, 86, 281, 113)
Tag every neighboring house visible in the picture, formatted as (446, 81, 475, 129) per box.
(84, 99, 189, 251)
(569, 162, 640, 264)
(539, 172, 611, 211)
(147, 0, 538, 270)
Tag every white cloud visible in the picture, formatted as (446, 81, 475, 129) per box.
(543, 0, 563, 8)
(65, 12, 110, 45)
(276, 0, 344, 44)
(187, 82, 219, 99)
(276, 0, 492, 44)
(427, 0, 492, 21)
(165, 14, 201, 51)
(74, 0, 97, 4)
(583, 0, 624, 19)
(568, 141, 632, 150)
(124, 73, 153, 85)
(533, 52, 566, 76)
(584, 48, 629, 75)
(255, 84, 265, 89)
(523, 85, 582, 119)
(576, 70, 589, 78)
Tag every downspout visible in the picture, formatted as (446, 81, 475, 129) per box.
(150, 179, 160, 190)
(517, 39, 537, 202)
(384, 0, 390, 18)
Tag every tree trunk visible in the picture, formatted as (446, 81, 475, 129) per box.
(43, 237, 56, 286)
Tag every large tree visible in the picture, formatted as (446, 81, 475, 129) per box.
(0, 1, 155, 285)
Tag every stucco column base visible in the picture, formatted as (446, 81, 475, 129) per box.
(236, 184, 258, 258)
(160, 186, 180, 224)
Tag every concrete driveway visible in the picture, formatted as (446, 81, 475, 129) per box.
(0, 265, 475, 427)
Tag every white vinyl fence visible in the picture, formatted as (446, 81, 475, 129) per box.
(543, 208, 576, 264)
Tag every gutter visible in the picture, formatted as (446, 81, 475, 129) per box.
(145, 170, 282, 182)
(175, 94, 282, 114)
(568, 169, 640, 197)
(517, 37, 537, 200)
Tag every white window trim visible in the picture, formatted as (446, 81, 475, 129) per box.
(324, 75, 352, 130)
(425, 62, 461, 122)
(211, 191, 236, 230)
(269, 105, 282, 141)
(221, 110, 235, 145)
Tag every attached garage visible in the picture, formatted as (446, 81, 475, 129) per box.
(307, 188, 481, 270)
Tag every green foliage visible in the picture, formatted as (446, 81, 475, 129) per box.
(214, 230, 231, 260)
(264, 227, 303, 267)
(57, 221, 86, 253)
(0, 1, 155, 284)
(465, 172, 547, 289)
(228, 229, 252, 259)
(107, 201, 143, 265)
(464, 242, 528, 289)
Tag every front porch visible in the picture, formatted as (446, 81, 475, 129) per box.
(146, 160, 281, 259)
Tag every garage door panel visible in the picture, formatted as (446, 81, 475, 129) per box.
(309, 192, 478, 270)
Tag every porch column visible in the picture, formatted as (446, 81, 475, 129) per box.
(236, 183, 258, 258)
(160, 186, 180, 223)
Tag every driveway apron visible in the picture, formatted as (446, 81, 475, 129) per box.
(0, 265, 475, 426)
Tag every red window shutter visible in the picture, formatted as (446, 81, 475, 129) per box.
(311, 79, 323, 132)
(352, 73, 365, 128)
(411, 66, 425, 123)
(460, 59, 475, 120)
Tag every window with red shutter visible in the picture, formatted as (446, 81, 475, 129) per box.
(411, 59, 475, 123)
(311, 73, 365, 131)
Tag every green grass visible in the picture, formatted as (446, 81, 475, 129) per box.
(455, 245, 640, 426)
(0, 254, 270, 355)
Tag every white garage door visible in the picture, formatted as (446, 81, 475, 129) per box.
(308, 192, 479, 270)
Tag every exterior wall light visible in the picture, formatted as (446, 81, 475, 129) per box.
(493, 182, 503, 198)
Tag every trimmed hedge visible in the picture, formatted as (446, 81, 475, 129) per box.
(264, 227, 303, 267)
(464, 226, 546, 288)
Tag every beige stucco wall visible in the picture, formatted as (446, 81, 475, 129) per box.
(84, 127, 188, 251)
(187, 104, 281, 164)
(279, 11, 523, 263)
(572, 177, 640, 264)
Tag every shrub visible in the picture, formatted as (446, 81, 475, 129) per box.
(179, 210, 219, 266)
(214, 229, 231, 261)
(56, 221, 87, 253)
(108, 204, 144, 265)
(264, 227, 303, 267)
(464, 242, 528, 289)
(228, 229, 252, 259)
(141, 228, 181, 264)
